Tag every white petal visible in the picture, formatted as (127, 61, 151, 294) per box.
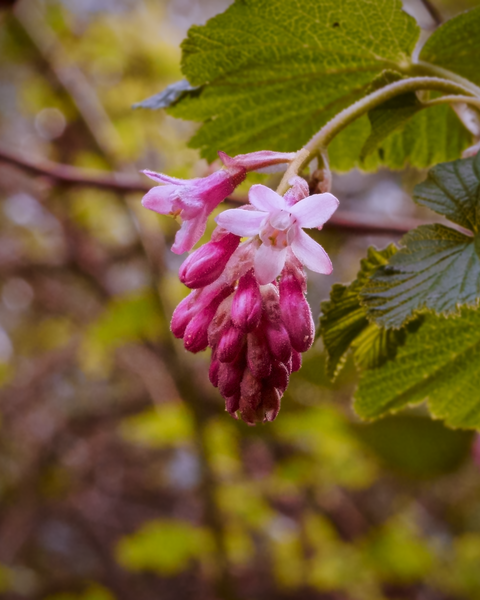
(291, 228, 333, 274)
(290, 193, 339, 228)
(254, 244, 287, 285)
(249, 184, 285, 212)
(216, 208, 265, 236)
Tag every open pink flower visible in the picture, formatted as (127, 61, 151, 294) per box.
(142, 168, 245, 254)
(141, 151, 295, 255)
(216, 184, 339, 284)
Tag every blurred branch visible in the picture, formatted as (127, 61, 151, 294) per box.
(419, 0, 442, 27)
(0, 143, 150, 193)
(0, 143, 425, 236)
(13, 0, 124, 163)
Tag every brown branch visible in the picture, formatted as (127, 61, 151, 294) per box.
(0, 143, 428, 236)
(0, 143, 150, 193)
(419, 0, 442, 28)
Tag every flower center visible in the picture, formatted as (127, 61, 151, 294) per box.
(260, 210, 295, 248)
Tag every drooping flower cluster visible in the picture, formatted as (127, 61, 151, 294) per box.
(142, 151, 339, 424)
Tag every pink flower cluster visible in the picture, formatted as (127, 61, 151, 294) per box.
(142, 151, 339, 424)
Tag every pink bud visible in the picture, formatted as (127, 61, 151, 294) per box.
(170, 290, 200, 338)
(279, 269, 314, 353)
(266, 361, 289, 394)
(208, 295, 233, 348)
(291, 350, 302, 373)
(209, 353, 220, 387)
(231, 269, 262, 333)
(219, 150, 295, 173)
(218, 354, 245, 398)
(179, 232, 240, 289)
(246, 329, 271, 379)
(217, 323, 245, 363)
(239, 370, 263, 425)
(261, 386, 281, 422)
(264, 322, 291, 363)
(225, 392, 240, 417)
(184, 285, 234, 353)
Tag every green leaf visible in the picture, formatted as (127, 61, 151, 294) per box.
(362, 154, 480, 328)
(169, 0, 420, 162)
(360, 86, 422, 160)
(353, 414, 474, 478)
(133, 79, 200, 109)
(319, 245, 413, 379)
(116, 520, 213, 575)
(413, 152, 480, 232)
(419, 6, 480, 88)
(354, 307, 480, 429)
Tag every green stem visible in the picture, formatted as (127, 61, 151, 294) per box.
(423, 95, 480, 111)
(277, 76, 475, 194)
(410, 61, 480, 98)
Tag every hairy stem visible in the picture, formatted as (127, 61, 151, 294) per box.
(277, 76, 476, 194)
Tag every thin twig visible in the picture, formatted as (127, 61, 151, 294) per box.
(418, 0, 443, 28)
(1, 143, 426, 236)
(0, 143, 150, 193)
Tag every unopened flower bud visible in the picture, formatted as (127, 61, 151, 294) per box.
(260, 386, 281, 422)
(246, 329, 272, 379)
(179, 231, 240, 289)
(279, 268, 314, 353)
(266, 360, 289, 394)
(231, 269, 262, 332)
(209, 353, 220, 387)
(217, 323, 245, 363)
(218, 354, 245, 398)
(225, 392, 240, 417)
(291, 350, 302, 373)
(170, 290, 200, 338)
(184, 285, 234, 353)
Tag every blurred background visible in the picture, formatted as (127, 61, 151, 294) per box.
(1, 1, 480, 599)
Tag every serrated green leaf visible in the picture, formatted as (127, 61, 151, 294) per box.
(361, 153, 480, 328)
(362, 224, 480, 328)
(169, 0, 420, 162)
(414, 152, 480, 232)
(319, 245, 403, 379)
(419, 6, 480, 87)
(354, 307, 480, 429)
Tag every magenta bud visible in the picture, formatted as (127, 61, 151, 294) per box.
(209, 353, 220, 387)
(217, 323, 245, 363)
(231, 269, 262, 333)
(264, 321, 292, 363)
(208, 295, 233, 348)
(179, 232, 240, 289)
(170, 290, 199, 338)
(279, 269, 314, 353)
(266, 361, 289, 394)
(225, 392, 240, 417)
(184, 285, 234, 353)
(218, 355, 245, 398)
(246, 329, 271, 379)
(291, 350, 302, 373)
(261, 386, 281, 422)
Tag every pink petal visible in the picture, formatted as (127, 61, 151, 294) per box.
(141, 186, 174, 214)
(216, 208, 265, 237)
(172, 212, 208, 254)
(290, 193, 339, 228)
(249, 184, 285, 212)
(254, 243, 287, 284)
(142, 169, 192, 185)
(290, 228, 332, 274)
